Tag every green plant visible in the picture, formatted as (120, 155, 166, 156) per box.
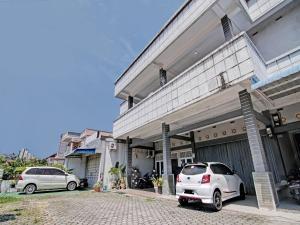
(0, 157, 48, 180)
(152, 177, 163, 187)
(93, 181, 103, 188)
(0, 195, 20, 204)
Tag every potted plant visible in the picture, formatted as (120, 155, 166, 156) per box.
(152, 177, 163, 194)
(93, 181, 103, 192)
(108, 164, 127, 190)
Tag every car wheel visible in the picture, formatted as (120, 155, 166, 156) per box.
(24, 184, 36, 194)
(178, 198, 188, 206)
(211, 190, 222, 211)
(239, 184, 246, 200)
(67, 181, 77, 191)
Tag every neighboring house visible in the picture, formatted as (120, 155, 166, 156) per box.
(113, 0, 300, 210)
(45, 153, 65, 165)
(59, 129, 126, 189)
(18, 148, 35, 161)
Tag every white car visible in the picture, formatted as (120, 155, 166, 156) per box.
(176, 162, 245, 211)
(16, 167, 80, 194)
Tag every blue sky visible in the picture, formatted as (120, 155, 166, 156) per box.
(0, 0, 184, 158)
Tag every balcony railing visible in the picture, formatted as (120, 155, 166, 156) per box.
(113, 32, 266, 138)
(240, 0, 286, 21)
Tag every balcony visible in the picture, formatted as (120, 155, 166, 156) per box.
(114, 0, 217, 98)
(240, 0, 286, 22)
(113, 32, 268, 138)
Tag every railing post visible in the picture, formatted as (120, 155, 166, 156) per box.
(159, 68, 167, 86)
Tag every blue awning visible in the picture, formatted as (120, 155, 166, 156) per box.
(66, 148, 96, 158)
(252, 64, 300, 90)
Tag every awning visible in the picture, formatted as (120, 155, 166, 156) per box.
(65, 148, 96, 158)
(251, 64, 300, 100)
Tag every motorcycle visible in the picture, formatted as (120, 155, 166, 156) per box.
(137, 172, 153, 189)
(131, 167, 140, 189)
(288, 168, 300, 203)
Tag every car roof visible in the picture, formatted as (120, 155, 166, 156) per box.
(25, 166, 63, 170)
(184, 162, 225, 166)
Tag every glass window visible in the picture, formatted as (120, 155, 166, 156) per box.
(182, 165, 207, 175)
(26, 168, 39, 175)
(210, 164, 233, 175)
(50, 169, 65, 175)
(41, 168, 64, 175)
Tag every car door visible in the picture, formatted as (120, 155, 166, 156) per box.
(38, 169, 54, 190)
(218, 164, 238, 197)
(50, 169, 67, 189)
(210, 164, 229, 197)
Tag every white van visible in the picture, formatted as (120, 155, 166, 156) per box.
(16, 167, 80, 194)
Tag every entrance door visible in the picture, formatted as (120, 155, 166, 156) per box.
(86, 154, 100, 187)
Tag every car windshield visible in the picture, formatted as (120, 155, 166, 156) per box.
(182, 165, 207, 175)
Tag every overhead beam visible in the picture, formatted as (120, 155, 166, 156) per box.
(168, 109, 243, 136)
(169, 134, 191, 142)
(254, 110, 271, 125)
(274, 121, 300, 134)
(131, 145, 155, 150)
(130, 134, 161, 148)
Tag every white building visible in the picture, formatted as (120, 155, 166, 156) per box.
(113, 0, 300, 210)
(59, 129, 126, 189)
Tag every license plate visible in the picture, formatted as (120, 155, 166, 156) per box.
(184, 190, 194, 194)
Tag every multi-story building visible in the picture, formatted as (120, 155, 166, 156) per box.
(113, 0, 300, 210)
(59, 129, 126, 188)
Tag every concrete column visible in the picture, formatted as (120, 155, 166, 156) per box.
(126, 137, 133, 188)
(128, 96, 133, 109)
(162, 123, 174, 195)
(221, 15, 234, 41)
(159, 68, 167, 87)
(239, 90, 279, 210)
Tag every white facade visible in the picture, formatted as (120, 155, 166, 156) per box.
(58, 129, 126, 189)
(113, 0, 300, 210)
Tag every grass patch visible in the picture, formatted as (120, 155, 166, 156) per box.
(0, 196, 20, 204)
(145, 197, 155, 202)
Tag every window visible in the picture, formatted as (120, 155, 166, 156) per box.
(210, 164, 233, 175)
(42, 168, 65, 175)
(182, 165, 207, 175)
(26, 168, 42, 175)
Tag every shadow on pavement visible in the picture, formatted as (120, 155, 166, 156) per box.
(0, 214, 16, 222)
(18, 188, 90, 196)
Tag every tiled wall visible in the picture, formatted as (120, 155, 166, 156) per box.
(241, 0, 285, 21)
(266, 47, 300, 74)
(114, 33, 257, 138)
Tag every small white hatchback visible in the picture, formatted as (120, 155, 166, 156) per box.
(16, 167, 80, 194)
(176, 162, 245, 211)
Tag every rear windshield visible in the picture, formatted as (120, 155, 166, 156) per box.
(182, 165, 207, 175)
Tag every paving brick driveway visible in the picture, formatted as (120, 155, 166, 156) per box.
(1, 191, 299, 225)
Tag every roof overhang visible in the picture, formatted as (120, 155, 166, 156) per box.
(65, 148, 96, 158)
(252, 64, 300, 101)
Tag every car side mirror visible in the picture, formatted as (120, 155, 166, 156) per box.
(231, 170, 236, 175)
(65, 173, 69, 176)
